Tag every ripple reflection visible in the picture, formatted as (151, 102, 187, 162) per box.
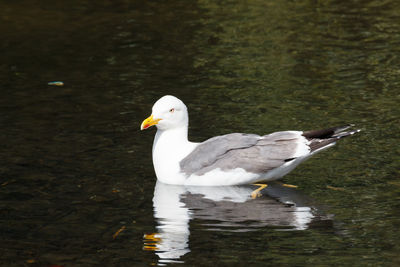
(144, 181, 331, 265)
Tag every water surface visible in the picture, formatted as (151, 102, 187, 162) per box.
(1, 0, 400, 266)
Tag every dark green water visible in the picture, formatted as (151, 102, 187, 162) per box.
(1, 0, 400, 266)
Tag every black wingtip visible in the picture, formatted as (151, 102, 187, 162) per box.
(333, 128, 361, 139)
(303, 124, 360, 140)
(305, 125, 360, 152)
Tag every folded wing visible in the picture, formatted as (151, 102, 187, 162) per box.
(180, 131, 308, 176)
(180, 125, 360, 178)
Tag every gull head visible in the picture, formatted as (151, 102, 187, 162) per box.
(141, 95, 189, 131)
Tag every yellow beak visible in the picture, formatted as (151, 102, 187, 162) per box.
(141, 115, 162, 130)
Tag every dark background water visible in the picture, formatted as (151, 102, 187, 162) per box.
(1, 0, 399, 266)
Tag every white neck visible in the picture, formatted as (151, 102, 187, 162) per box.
(152, 126, 198, 184)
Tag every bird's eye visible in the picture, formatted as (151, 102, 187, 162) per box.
(169, 108, 175, 113)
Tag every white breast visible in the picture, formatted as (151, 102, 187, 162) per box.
(152, 128, 198, 185)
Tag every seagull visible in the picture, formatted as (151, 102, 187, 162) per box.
(141, 95, 359, 187)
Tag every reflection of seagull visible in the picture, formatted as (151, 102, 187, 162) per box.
(144, 184, 190, 265)
(182, 183, 318, 231)
(141, 95, 360, 186)
(145, 181, 331, 265)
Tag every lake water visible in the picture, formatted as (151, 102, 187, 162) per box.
(1, 0, 400, 266)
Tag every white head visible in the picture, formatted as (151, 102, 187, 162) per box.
(141, 95, 189, 131)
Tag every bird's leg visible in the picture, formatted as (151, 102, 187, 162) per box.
(275, 181, 298, 188)
(282, 183, 298, 188)
(251, 183, 268, 199)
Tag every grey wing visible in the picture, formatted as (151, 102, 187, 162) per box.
(180, 133, 260, 176)
(180, 131, 305, 176)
